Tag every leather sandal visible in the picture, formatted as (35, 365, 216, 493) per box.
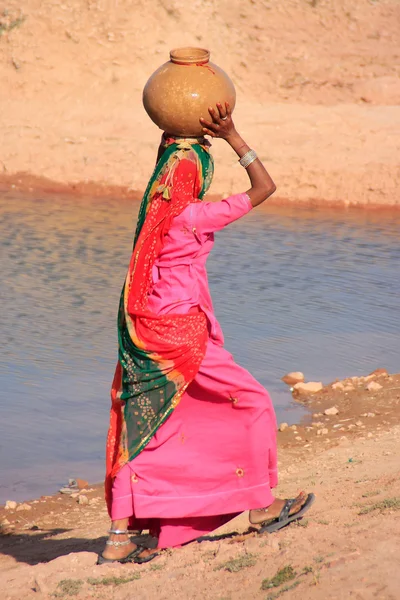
(258, 493, 315, 534)
(133, 550, 161, 564)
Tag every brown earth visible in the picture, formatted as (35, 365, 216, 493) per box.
(1, 370, 399, 599)
(1, 0, 400, 207)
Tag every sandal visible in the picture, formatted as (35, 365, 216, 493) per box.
(96, 529, 144, 565)
(133, 550, 161, 564)
(258, 493, 315, 534)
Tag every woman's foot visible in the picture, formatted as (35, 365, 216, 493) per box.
(98, 519, 142, 564)
(101, 532, 138, 562)
(249, 491, 309, 525)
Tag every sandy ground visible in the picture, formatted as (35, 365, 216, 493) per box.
(1, 0, 400, 207)
(1, 369, 399, 599)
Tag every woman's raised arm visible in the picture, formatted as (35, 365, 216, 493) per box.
(200, 103, 276, 207)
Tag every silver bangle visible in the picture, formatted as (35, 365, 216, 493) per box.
(239, 149, 257, 168)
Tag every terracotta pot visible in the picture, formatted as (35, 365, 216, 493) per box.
(143, 47, 236, 137)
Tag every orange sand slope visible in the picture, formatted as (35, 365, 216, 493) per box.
(1, 0, 399, 206)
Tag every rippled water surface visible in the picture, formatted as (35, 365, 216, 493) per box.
(1, 192, 399, 503)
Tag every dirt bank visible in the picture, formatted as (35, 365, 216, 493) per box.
(1, 1, 400, 207)
(1, 370, 399, 599)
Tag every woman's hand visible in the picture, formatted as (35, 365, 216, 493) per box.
(200, 102, 237, 141)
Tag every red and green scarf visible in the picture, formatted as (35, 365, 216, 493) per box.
(105, 136, 214, 510)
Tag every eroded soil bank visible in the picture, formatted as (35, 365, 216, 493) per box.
(1, 1, 400, 207)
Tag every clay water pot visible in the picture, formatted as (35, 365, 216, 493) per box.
(143, 47, 236, 137)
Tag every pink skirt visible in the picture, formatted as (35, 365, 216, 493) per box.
(111, 339, 278, 548)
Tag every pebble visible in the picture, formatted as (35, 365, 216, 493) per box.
(317, 428, 329, 436)
(366, 381, 382, 392)
(343, 384, 355, 392)
(293, 381, 323, 395)
(355, 421, 363, 426)
(5, 500, 17, 510)
(313, 413, 323, 418)
(278, 422, 289, 432)
(16, 503, 32, 512)
(324, 406, 339, 416)
(367, 433, 373, 438)
(78, 495, 89, 505)
(312, 421, 324, 427)
(290, 425, 298, 430)
(295, 436, 302, 441)
(1, 518, 10, 525)
(281, 371, 304, 385)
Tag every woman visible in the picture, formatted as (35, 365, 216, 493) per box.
(99, 103, 314, 564)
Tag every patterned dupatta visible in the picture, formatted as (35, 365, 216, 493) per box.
(105, 136, 214, 510)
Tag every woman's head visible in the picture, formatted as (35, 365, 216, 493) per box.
(133, 135, 214, 247)
(156, 134, 214, 200)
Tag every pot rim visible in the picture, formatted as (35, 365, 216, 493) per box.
(170, 47, 210, 65)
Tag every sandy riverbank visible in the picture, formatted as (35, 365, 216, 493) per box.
(1, 369, 399, 599)
(1, 1, 400, 208)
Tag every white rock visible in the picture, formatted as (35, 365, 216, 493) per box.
(295, 436, 302, 441)
(5, 500, 17, 510)
(278, 422, 289, 432)
(324, 406, 339, 416)
(16, 503, 32, 512)
(355, 421, 363, 426)
(343, 384, 355, 392)
(281, 371, 305, 385)
(78, 495, 89, 505)
(366, 381, 382, 392)
(332, 382, 344, 391)
(366, 412, 376, 417)
(317, 428, 329, 435)
(293, 381, 323, 395)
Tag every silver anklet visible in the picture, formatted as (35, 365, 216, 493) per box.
(108, 529, 129, 535)
(106, 538, 132, 547)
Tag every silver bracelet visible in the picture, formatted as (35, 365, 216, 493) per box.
(239, 149, 258, 168)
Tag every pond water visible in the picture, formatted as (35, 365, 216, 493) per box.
(1, 192, 399, 503)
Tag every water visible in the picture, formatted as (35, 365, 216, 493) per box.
(1, 192, 399, 503)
